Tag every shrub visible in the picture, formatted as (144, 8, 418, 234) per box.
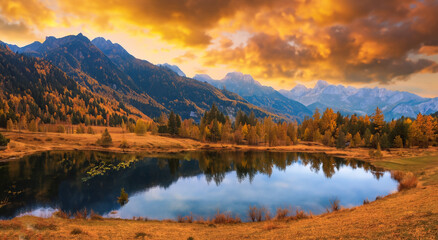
(248, 206, 270, 222)
(118, 188, 129, 206)
(213, 210, 241, 224)
(76, 124, 86, 134)
(375, 143, 383, 158)
(391, 171, 418, 191)
(0, 133, 10, 147)
(90, 210, 104, 220)
(57, 125, 65, 133)
(135, 119, 147, 136)
(274, 207, 290, 220)
(177, 213, 193, 223)
(398, 172, 418, 191)
(363, 198, 370, 205)
(71, 228, 83, 235)
(97, 128, 112, 147)
(391, 170, 405, 182)
(74, 209, 88, 219)
(328, 198, 341, 212)
(293, 209, 308, 220)
(134, 232, 149, 239)
(53, 210, 70, 219)
(119, 139, 129, 150)
(32, 222, 57, 230)
(87, 126, 95, 134)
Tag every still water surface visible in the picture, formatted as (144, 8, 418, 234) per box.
(0, 151, 397, 220)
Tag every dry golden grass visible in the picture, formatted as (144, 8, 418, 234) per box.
(2, 128, 438, 163)
(398, 172, 418, 191)
(0, 129, 437, 239)
(0, 183, 436, 240)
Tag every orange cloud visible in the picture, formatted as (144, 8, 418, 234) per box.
(172, 52, 196, 64)
(0, 0, 438, 87)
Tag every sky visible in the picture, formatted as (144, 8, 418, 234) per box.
(0, 0, 437, 97)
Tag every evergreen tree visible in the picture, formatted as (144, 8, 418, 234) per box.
(0, 133, 10, 147)
(393, 135, 403, 148)
(168, 111, 177, 135)
(336, 130, 346, 149)
(372, 107, 385, 134)
(117, 188, 129, 206)
(97, 128, 112, 147)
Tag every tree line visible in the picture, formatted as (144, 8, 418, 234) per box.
(139, 104, 437, 149)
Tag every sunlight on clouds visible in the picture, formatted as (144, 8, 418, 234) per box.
(0, 0, 437, 96)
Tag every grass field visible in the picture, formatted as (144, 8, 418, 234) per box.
(0, 129, 437, 239)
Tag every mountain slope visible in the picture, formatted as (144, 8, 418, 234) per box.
(5, 34, 172, 118)
(91, 37, 281, 120)
(194, 72, 311, 121)
(279, 80, 438, 119)
(0, 44, 140, 125)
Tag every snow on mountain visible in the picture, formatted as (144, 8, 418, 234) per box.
(194, 72, 312, 121)
(157, 63, 186, 77)
(280, 81, 437, 119)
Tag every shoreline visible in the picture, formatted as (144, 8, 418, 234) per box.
(1, 127, 437, 239)
(1, 127, 437, 164)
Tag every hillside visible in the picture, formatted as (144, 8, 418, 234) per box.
(194, 72, 311, 122)
(91, 37, 280, 120)
(6, 34, 166, 118)
(4, 34, 282, 121)
(0, 44, 140, 126)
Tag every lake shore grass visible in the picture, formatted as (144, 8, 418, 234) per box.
(0, 127, 437, 239)
(1, 127, 437, 162)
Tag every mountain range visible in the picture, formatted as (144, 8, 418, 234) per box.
(2, 33, 437, 122)
(279, 80, 438, 120)
(3, 34, 280, 121)
(193, 72, 311, 121)
(0, 42, 141, 125)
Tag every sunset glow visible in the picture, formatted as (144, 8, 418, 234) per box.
(1, 0, 437, 96)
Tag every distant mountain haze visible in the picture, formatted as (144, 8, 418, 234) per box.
(194, 72, 312, 122)
(3, 34, 436, 122)
(279, 80, 438, 119)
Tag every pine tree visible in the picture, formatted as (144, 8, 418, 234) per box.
(0, 133, 10, 147)
(168, 111, 177, 135)
(393, 135, 403, 148)
(97, 128, 112, 147)
(117, 188, 129, 206)
(372, 107, 385, 134)
(336, 130, 346, 149)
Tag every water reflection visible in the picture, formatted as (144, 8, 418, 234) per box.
(0, 151, 396, 220)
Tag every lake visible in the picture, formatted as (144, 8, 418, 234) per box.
(0, 151, 398, 221)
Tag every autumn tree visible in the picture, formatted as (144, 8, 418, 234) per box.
(135, 119, 147, 136)
(372, 107, 385, 134)
(352, 132, 362, 148)
(97, 128, 113, 147)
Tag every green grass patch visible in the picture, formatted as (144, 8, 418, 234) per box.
(373, 154, 438, 185)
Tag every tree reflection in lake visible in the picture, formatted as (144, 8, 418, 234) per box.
(0, 151, 391, 219)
